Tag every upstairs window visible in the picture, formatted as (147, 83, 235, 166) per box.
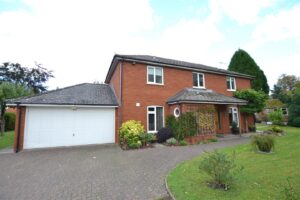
(147, 66, 163, 85)
(193, 73, 205, 88)
(227, 77, 236, 91)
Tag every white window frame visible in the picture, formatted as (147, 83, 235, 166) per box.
(229, 107, 239, 127)
(147, 66, 164, 85)
(227, 77, 236, 91)
(192, 72, 205, 88)
(147, 106, 164, 133)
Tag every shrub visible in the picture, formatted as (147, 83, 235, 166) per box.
(139, 133, 155, 146)
(128, 141, 142, 149)
(157, 127, 173, 143)
(179, 140, 188, 146)
(166, 115, 177, 133)
(119, 120, 144, 149)
(4, 112, 16, 131)
(174, 112, 197, 140)
(251, 135, 275, 153)
(231, 122, 239, 134)
(268, 110, 284, 125)
(199, 150, 243, 190)
(208, 138, 218, 143)
(270, 125, 283, 133)
(166, 137, 177, 145)
(248, 124, 256, 132)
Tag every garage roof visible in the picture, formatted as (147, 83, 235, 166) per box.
(7, 83, 118, 106)
(167, 88, 247, 105)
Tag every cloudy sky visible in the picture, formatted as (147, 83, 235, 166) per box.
(0, 0, 299, 90)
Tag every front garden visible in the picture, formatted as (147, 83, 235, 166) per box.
(166, 125, 300, 200)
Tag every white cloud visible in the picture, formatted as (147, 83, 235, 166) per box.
(215, 0, 273, 25)
(250, 4, 300, 48)
(0, 0, 155, 88)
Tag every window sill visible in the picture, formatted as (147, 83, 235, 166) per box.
(227, 89, 236, 92)
(193, 86, 206, 89)
(147, 82, 164, 86)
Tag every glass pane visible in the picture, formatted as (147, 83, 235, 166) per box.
(233, 113, 238, 123)
(148, 114, 155, 131)
(199, 74, 203, 87)
(156, 107, 163, 131)
(148, 67, 154, 75)
(156, 75, 162, 84)
(148, 107, 154, 111)
(227, 78, 231, 89)
(193, 73, 198, 87)
(148, 67, 154, 82)
(148, 74, 154, 82)
(231, 78, 235, 89)
(156, 68, 162, 76)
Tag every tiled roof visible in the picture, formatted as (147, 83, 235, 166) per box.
(167, 88, 247, 105)
(105, 54, 254, 83)
(7, 83, 118, 106)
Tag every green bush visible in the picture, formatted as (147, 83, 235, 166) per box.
(139, 133, 155, 146)
(166, 137, 177, 145)
(179, 140, 188, 146)
(208, 138, 218, 143)
(128, 141, 142, 149)
(174, 112, 197, 140)
(166, 115, 177, 133)
(4, 112, 16, 131)
(251, 135, 275, 153)
(248, 124, 256, 132)
(199, 150, 243, 190)
(270, 125, 283, 133)
(268, 110, 284, 125)
(288, 94, 300, 127)
(119, 120, 144, 149)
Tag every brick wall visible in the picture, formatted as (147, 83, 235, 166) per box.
(14, 106, 26, 152)
(109, 61, 252, 140)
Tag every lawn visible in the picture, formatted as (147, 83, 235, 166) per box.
(0, 131, 14, 150)
(167, 125, 300, 200)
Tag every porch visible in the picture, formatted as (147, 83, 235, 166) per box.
(167, 88, 253, 138)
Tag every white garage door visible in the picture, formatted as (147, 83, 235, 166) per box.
(24, 106, 115, 149)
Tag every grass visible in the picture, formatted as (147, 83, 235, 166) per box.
(167, 125, 300, 200)
(0, 131, 14, 150)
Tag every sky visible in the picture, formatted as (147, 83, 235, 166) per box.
(0, 0, 299, 90)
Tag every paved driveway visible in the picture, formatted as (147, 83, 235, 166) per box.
(0, 137, 249, 200)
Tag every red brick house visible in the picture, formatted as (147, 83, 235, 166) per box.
(8, 54, 254, 152)
(106, 55, 254, 142)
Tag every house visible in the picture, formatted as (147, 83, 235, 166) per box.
(8, 54, 254, 152)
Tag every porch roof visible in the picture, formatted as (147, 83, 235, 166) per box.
(167, 88, 248, 105)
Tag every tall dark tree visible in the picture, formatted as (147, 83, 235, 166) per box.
(228, 49, 270, 94)
(0, 62, 54, 134)
(0, 62, 54, 93)
(288, 93, 300, 127)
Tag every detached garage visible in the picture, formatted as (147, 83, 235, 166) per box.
(7, 83, 118, 152)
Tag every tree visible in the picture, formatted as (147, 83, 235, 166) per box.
(0, 83, 32, 135)
(288, 93, 300, 127)
(277, 74, 299, 91)
(228, 49, 270, 94)
(0, 62, 54, 134)
(234, 89, 268, 131)
(271, 74, 300, 104)
(0, 62, 54, 93)
(266, 99, 285, 108)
